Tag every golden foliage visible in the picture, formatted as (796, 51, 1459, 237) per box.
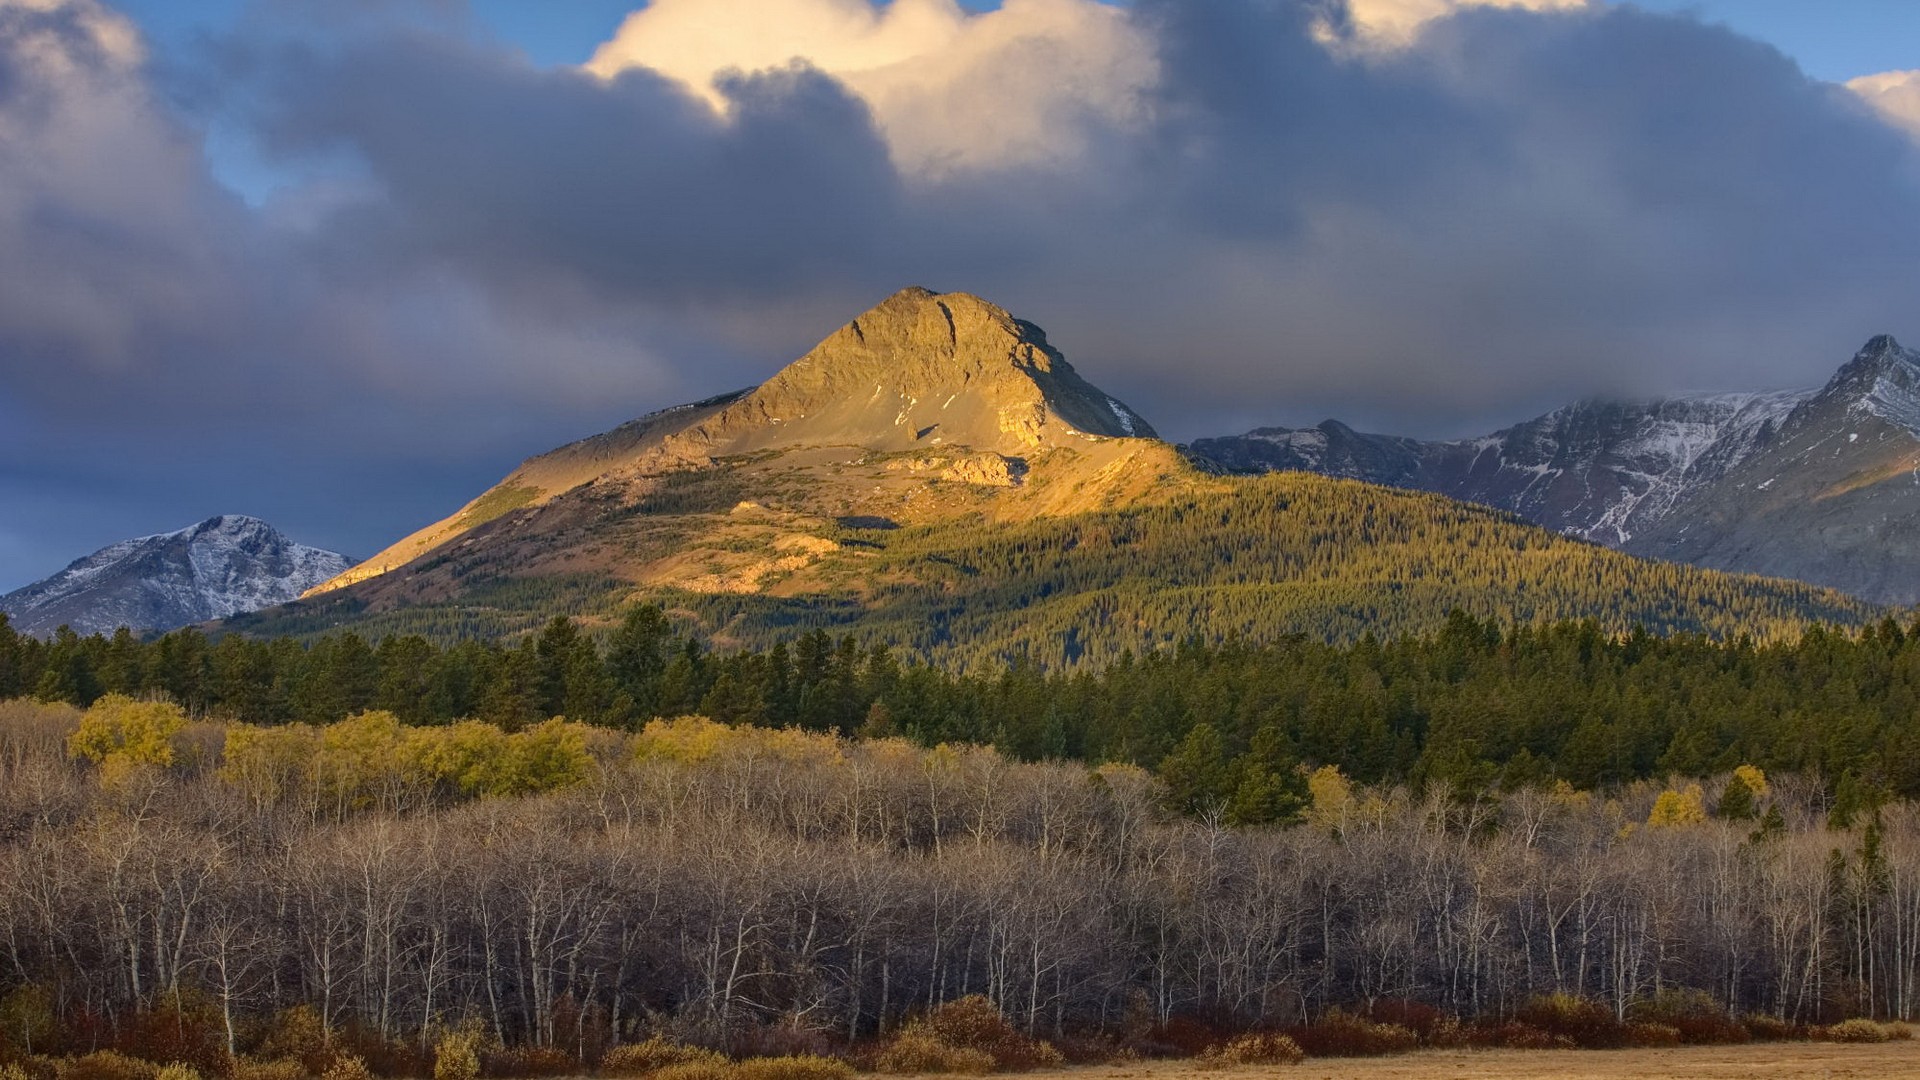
(1306, 765, 1353, 831)
(1648, 784, 1708, 828)
(1733, 764, 1771, 799)
(598, 1039, 726, 1078)
(726, 1057, 854, 1080)
(68, 696, 184, 769)
(870, 1033, 993, 1076)
(1198, 1032, 1305, 1066)
(432, 1030, 481, 1080)
(317, 1054, 372, 1080)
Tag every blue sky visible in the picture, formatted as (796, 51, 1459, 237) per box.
(1631, 0, 1920, 82)
(108, 1, 1920, 83)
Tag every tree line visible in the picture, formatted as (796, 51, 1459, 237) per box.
(11, 608, 1920, 813)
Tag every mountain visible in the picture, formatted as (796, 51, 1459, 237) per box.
(305, 286, 1175, 599)
(1191, 336, 1920, 605)
(1624, 336, 1920, 604)
(241, 288, 1874, 664)
(1, 516, 355, 637)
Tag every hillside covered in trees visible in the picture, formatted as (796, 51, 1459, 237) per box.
(230, 473, 1878, 669)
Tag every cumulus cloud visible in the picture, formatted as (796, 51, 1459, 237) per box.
(1326, 0, 1591, 50)
(584, 0, 1156, 175)
(7, 0, 1920, 589)
(1851, 69, 1920, 140)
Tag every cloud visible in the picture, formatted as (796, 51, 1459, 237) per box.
(1851, 69, 1920, 140)
(1330, 0, 1591, 49)
(7, 0, 1920, 589)
(584, 0, 1156, 175)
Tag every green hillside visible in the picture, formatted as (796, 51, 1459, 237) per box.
(229, 471, 1877, 667)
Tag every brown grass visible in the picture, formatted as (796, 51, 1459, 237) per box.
(907, 1042, 1920, 1080)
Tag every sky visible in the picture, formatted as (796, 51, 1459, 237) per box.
(3, 0, 1920, 591)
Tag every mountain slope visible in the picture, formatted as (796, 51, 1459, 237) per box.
(310, 287, 1166, 596)
(2, 516, 354, 636)
(1624, 337, 1920, 604)
(1193, 336, 1920, 605)
(233, 289, 1875, 662)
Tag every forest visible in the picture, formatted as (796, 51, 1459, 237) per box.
(12, 606, 1920, 1078)
(10, 607, 1920, 808)
(2, 694, 1919, 1080)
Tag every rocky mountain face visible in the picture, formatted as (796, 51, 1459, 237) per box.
(1192, 336, 1920, 605)
(306, 287, 1180, 602)
(1, 516, 354, 636)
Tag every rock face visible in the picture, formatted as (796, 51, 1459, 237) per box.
(686, 286, 1155, 455)
(1192, 336, 1920, 605)
(1, 516, 354, 636)
(1624, 337, 1920, 605)
(307, 287, 1167, 599)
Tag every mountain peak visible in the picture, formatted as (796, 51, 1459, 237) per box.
(686, 287, 1156, 456)
(1, 518, 354, 637)
(1829, 333, 1917, 384)
(1810, 333, 1920, 434)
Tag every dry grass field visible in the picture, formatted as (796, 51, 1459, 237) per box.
(1020, 1043, 1920, 1080)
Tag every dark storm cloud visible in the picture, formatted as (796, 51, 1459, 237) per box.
(252, 37, 901, 301)
(5, 0, 1920, 589)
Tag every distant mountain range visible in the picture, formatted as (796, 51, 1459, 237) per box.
(227, 288, 1871, 663)
(1, 516, 353, 637)
(1189, 335, 1920, 606)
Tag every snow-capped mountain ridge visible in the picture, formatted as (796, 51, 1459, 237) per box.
(1, 516, 354, 637)
(1191, 335, 1920, 604)
(1827, 335, 1920, 435)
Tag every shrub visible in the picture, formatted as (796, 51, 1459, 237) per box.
(258, 1008, 331, 1075)
(1624, 1023, 1681, 1047)
(1463, 1022, 1570, 1051)
(1288, 1011, 1417, 1058)
(1042, 1036, 1130, 1066)
(1513, 994, 1629, 1049)
(229, 1060, 303, 1080)
(154, 1065, 200, 1080)
(728, 1055, 855, 1080)
(926, 998, 1056, 1067)
(480, 1048, 576, 1079)
(116, 996, 228, 1078)
(9, 1060, 58, 1080)
(1741, 1013, 1802, 1042)
(648, 1063, 733, 1080)
(1197, 1033, 1303, 1067)
(1361, 1000, 1449, 1044)
(5, 1064, 33, 1080)
(58, 1052, 157, 1080)
(1820, 1019, 1895, 1044)
(600, 1039, 726, 1078)
(1630, 990, 1748, 1045)
(318, 1054, 372, 1080)
(434, 1033, 480, 1080)
(870, 1033, 993, 1076)
(875, 997, 1060, 1072)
